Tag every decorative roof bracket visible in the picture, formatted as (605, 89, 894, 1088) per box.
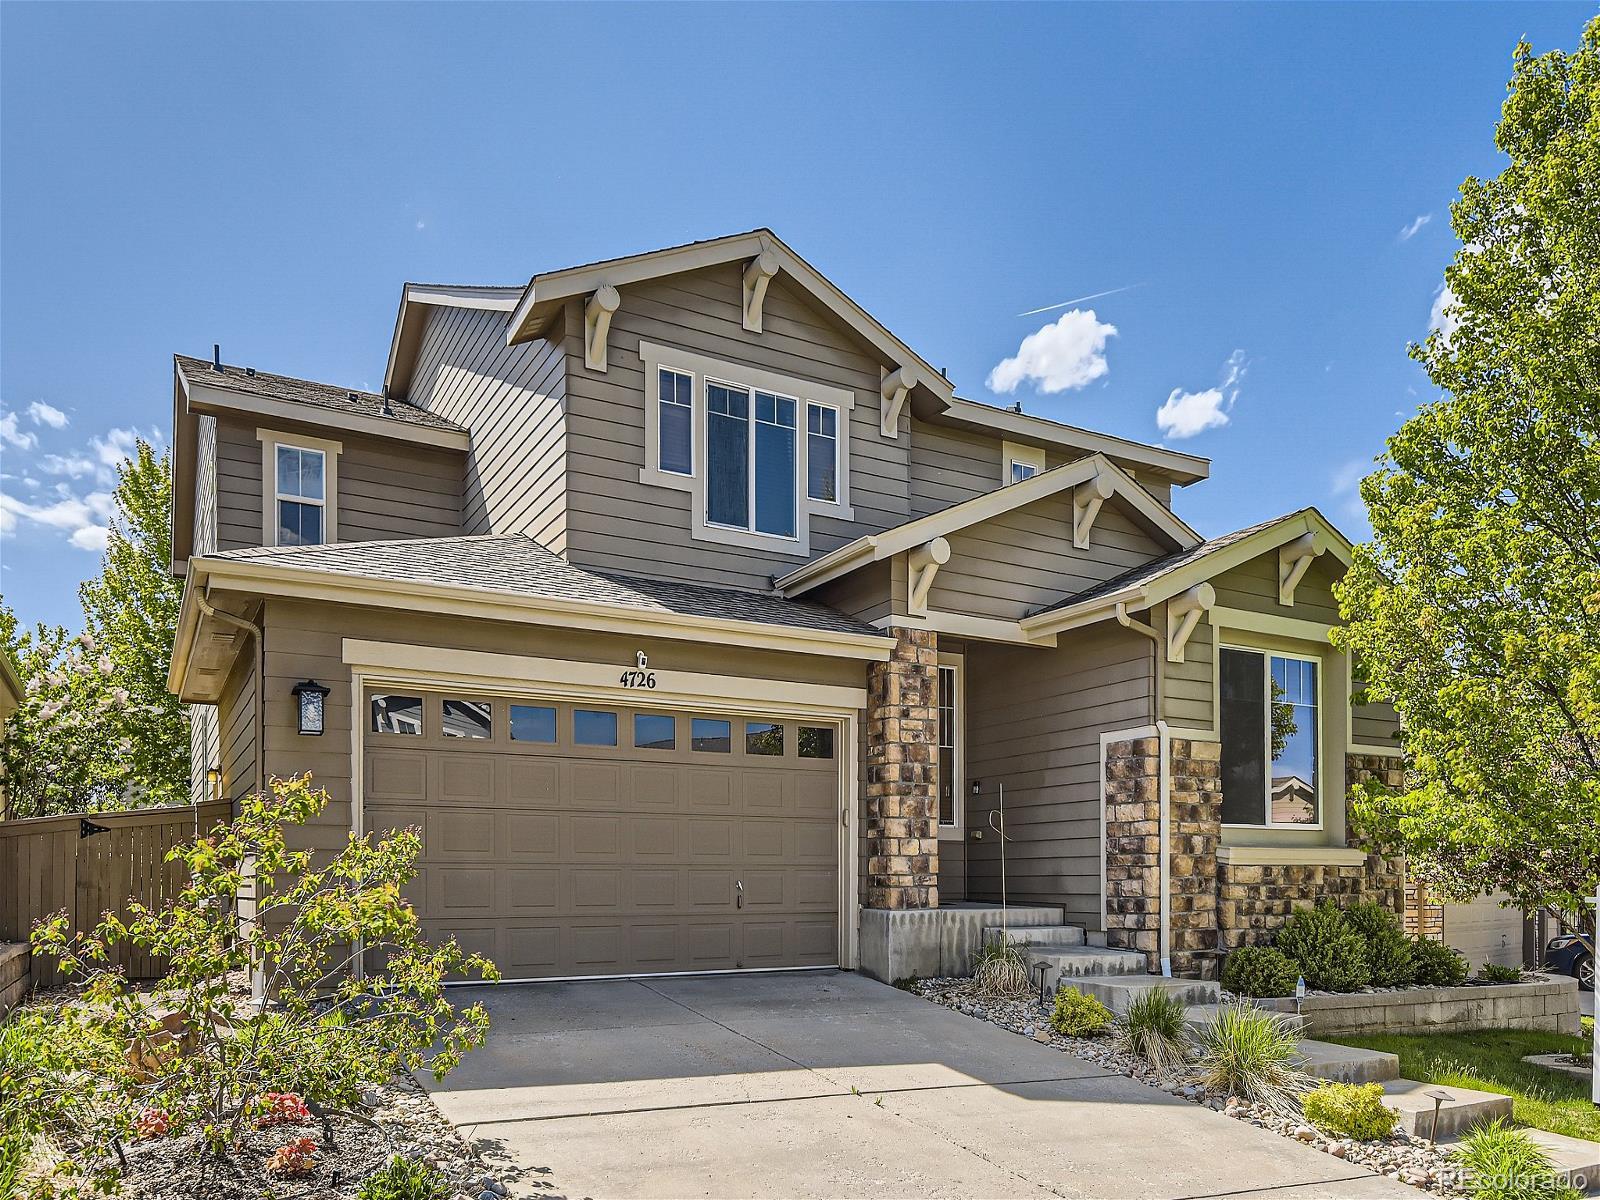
(1166, 582, 1215, 663)
(1073, 472, 1117, 549)
(742, 251, 780, 333)
(584, 285, 620, 372)
(906, 536, 951, 617)
(1278, 530, 1327, 606)
(880, 365, 918, 438)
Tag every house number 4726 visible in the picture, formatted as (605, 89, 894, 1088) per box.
(620, 651, 657, 690)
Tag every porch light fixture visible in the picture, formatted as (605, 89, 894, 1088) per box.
(205, 766, 221, 801)
(292, 679, 330, 736)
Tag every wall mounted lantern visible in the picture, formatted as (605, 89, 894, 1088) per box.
(292, 679, 330, 736)
(206, 766, 221, 801)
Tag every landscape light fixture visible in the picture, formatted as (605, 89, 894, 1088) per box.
(292, 679, 330, 736)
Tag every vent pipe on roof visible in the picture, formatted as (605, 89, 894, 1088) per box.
(245, 367, 256, 377)
(1009, 401, 1023, 414)
(212, 344, 222, 372)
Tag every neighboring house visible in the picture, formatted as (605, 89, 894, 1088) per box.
(166, 229, 1403, 982)
(0, 646, 20, 820)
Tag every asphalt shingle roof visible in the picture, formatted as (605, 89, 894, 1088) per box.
(176, 355, 467, 435)
(1032, 511, 1307, 616)
(207, 534, 880, 638)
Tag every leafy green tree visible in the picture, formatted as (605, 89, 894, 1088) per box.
(1332, 20, 1600, 932)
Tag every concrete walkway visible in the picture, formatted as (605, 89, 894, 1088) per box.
(424, 972, 1414, 1199)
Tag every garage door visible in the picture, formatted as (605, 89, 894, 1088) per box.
(362, 689, 842, 978)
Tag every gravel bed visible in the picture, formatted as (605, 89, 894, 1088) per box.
(914, 978, 1464, 1195)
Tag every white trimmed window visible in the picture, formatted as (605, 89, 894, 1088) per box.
(658, 367, 693, 476)
(258, 430, 340, 548)
(936, 657, 964, 835)
(1002, 440, 1045, 486)
(1219, 646, 1321, 828)
(807, 402, 839, 503)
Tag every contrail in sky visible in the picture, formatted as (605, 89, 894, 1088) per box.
(1017, 284, 1140, 318)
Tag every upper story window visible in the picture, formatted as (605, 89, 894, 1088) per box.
(1220, 646, 1320, 828)
(640, 342, 854, 556)
(1010, 460, 1038, 484)
(275, 445, 326, 545)
(1002, 440, 1045, 487)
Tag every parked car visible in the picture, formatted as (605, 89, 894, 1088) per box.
(1544, 931, 1594, 991)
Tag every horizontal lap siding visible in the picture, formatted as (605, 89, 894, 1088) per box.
(406, 305, 567, 545)
(220, 647, 258, 802)
(217, 419, 263, 550)
(1162, 612, 1213, 729)
(562, 265, 909, 591)
(964, 625, 1154, 928)
(930, 499, 1167, 621)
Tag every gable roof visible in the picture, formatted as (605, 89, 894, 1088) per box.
(1019, 507, 1353, 637)
(383, 282, 524, 399)
(776, 453, 1201, 596)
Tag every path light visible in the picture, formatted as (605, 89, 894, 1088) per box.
(1424, 1089, 1453, 1145)
(292, 679, 330, 736)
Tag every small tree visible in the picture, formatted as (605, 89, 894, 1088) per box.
(15, 776, 497, 1193)
(1332, 19, 1600, 933)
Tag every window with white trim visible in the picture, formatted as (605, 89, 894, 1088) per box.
(1001, 440, 1045, 486)
(1220, 647, 1320, 827)
(658, 368, 693, 475)
(937, 662, 962, 829)
(1009, 459, 1039, 484)
(707, 382, 797, 539)
(275, 445, 326, 546)
(807, 402, 839, 503)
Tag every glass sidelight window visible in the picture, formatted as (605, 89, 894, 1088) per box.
(937, 663, 961, 828)
(1220, 647, 1320, 827)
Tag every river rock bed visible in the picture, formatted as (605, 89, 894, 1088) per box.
(913, 977, 1462, 1195)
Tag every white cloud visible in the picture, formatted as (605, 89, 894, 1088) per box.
(1430, 283, 1461, 342)
(1399, 214, 1432, 241)
(1156, 349, 1247, 440)
(40, 452, 95, 478)
(0, 412, 37, 451)
(987, 309, 1117, 395)
(1330, 457, 1372, 524)
(0, 489, 114, 552)
(26, 401, 68, 428)
(69, 524, 109, 551)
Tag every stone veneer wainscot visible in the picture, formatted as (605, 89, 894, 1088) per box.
(862, 627, 939, 910)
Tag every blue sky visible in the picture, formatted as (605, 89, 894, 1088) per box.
(0, 2, 1589, 631)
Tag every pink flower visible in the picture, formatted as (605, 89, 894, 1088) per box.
(255, 1091, 312, 1127)
(134, 1107, 171, 1139)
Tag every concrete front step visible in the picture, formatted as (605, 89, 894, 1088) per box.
(1030, 947, 1152, 991)
(1294, 1038, 1400, 1084)
(983, 924, 1086, 949)
(1517, 1129, 1600, 1195)
(1074, 974, 1220, 1013)
(1379, 1078, 1513, 1140)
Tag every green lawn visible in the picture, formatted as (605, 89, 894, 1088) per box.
(1329, 1029, 1598, 1142)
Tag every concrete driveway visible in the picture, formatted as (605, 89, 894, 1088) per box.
(425, 971, 1412, 1200)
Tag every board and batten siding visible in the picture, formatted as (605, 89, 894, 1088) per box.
(928, 497, 1169, 623)
(963, 624, 1155, 929)
(212, 415, 462, 552)
(405, 304, 568, 548)
(559, 263, 911, 591)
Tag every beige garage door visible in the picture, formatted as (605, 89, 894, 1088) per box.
(363, 689, 842, 979)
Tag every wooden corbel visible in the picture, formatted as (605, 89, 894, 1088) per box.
(1073, 472, 1116, 549)
(1166, 582, 1215, 663)
(742, 251, 780, 333)
(880, 366, 918, 438)
(907, 536, 951, 617)
(584, 285, 620, 372)
(1277, 531, 1327, 606)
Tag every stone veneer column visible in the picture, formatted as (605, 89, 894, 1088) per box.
(862, 627, 939, 910)
(1168, 737, 1222, 978)
(1103, 737, 1161, 965)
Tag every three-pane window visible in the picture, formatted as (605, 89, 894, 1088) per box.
(276, 445, 325, 546)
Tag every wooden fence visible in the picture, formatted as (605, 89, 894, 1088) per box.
(0, 799, 231, 988)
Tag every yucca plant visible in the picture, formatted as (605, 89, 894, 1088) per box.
(972, 934, 1032, 999)
(1452, 1118, 1581, 1200)
(1113, 988, 1190, 1073)
(1193, 1003, 1313, 1114)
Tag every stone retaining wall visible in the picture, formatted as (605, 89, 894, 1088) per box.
(0, 942, 29, 1015)
(1298, 976, 1581, 1037)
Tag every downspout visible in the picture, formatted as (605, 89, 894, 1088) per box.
(1116, 602, 1173, 977)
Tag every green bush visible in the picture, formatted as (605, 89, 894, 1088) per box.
(1302, 1082, 1400, 1140)
(1050, 987, 1113, 1037)
(1343, 902, 1416, 988)
(1410, 936, 1469, 987)
(1193, 1003, 1311, 1115)
(1113, 988, 1190, 1073)
(1221, 945, 1300, 997)
(1451, 1118, 1581, 1200)
(1479, 963, 1524, 984)
(358, 1156, 449, 1200)
(1275, 903, 1371, 992)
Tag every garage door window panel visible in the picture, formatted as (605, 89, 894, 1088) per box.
(574, 709, 619, 747)
(634, 713, 676, 750)
(745, 721, 784, 756)
(798, 726, 835, 759)
(692, 718, 732, 753)
(372, 694, 423, 736)
(509, 705, 556, 744)
(442, 699, 492, 739)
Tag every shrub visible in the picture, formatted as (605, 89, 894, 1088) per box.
(265, 1137, 319, 1178)
(1479, 963, 1524, 983)
(1221, 946, 1300, 998)
(1451, 1118, 1581, 1200)
(972, 934, 1032, 999)
(1343, 902, 1416, 988)
(1113, 988, 1190, 1073)
(1410, 936, 1469, 987)
(1193, 1003, 1311, 1114)
(358, 1156, 449, 1200)
(1275, 903, 1371, 992)
(1302, 1082, 1400, 1140)
(1051, 987, 1113, 1037)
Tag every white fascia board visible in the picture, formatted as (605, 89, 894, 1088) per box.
(181, 376, 470, 452)
(188, 557, 893, 663)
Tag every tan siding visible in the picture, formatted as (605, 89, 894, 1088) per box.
(963, 625, 1155, 928)
(928, 498, 1168, 622)
(195, 415, 217, 555)
(188, 704, 220, 804)
(810, 561, 894, 626)
(908, 422, 1003, 518)
(561, 265, 909, 591)
(939, 837, 967, 902)
(212, 415, 462, 550)
(1212, 553, 1343, 625)
(219, 647, 257, 802)
(1162, 610, 1213, 728)
(406, 304, 568, 544)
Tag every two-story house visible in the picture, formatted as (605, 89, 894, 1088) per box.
(167, 229, 1403, 985)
